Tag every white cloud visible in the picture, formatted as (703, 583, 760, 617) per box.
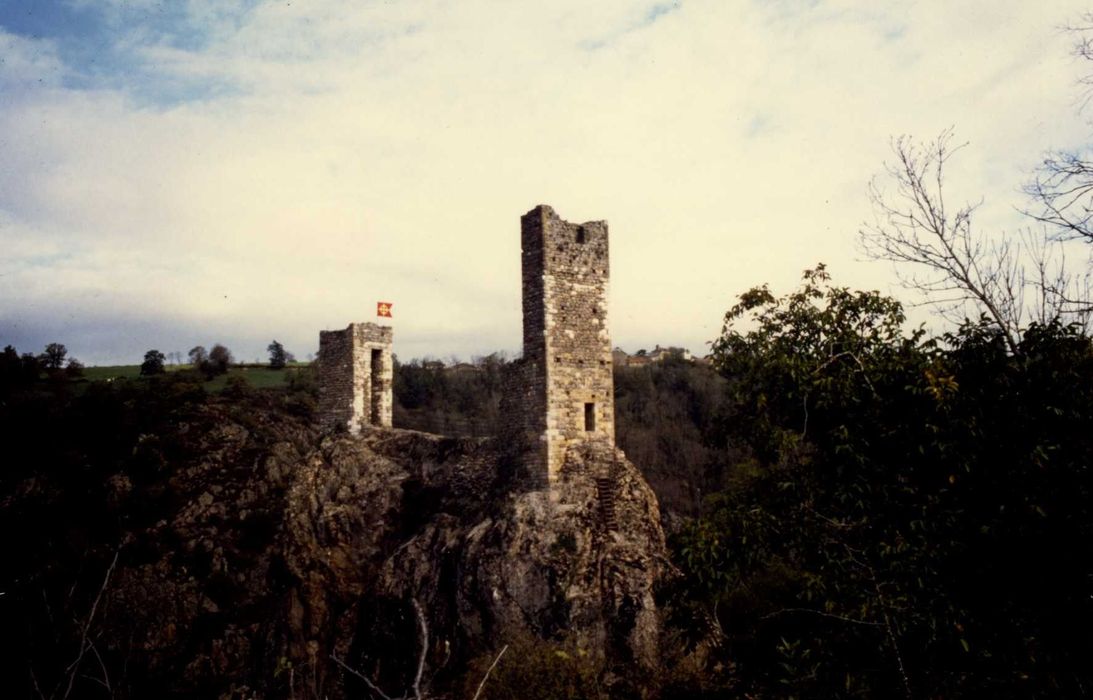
(0, 31, 64, 91)
(1, 1, 1091, 364)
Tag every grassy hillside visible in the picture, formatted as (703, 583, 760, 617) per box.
(80, 363, 310, 390)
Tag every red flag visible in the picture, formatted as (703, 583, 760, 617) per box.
(377, 301, 393, 318)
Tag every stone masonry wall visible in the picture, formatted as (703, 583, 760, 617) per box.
(318, 322, 393, 434)
(498, 357, 546, 485)
(514, 205, 615, 484)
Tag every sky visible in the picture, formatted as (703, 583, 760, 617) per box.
(1, 0, 1091, 365)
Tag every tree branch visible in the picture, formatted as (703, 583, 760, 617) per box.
(60, 548, 119, 700)
(411, 599, 428, 700)
(859, 130, 1093, 351)
(330, 655, 395, 700)
(471, 645, 509, 700)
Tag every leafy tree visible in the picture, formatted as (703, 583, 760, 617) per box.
(188, 345, 208, 369)
(710, 263, 924, 463)
(39, 342, 68, 371)
(140, 350, 167, 376)
(207, 344, 233, 375)
(671, 266, 1093, 697)
(0, 345, 39, 392)
(267, 340, 293, 369)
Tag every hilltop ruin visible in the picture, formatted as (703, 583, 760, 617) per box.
(320, 204, 618, 486)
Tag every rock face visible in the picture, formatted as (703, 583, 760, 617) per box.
(92, 402, 667, 698)
(376, 436, 666, 683)
(285, 429, 668, 697)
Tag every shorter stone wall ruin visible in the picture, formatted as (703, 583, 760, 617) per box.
(318, 322, 393, 434)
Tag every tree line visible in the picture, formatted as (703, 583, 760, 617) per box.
(0, 342, 84, 391)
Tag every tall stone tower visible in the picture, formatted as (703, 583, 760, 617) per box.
(508, 204, 615, 484)
(318, 322, 393, 434)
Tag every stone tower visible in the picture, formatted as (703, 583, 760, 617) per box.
(318, 322, 393, 434)
(507, 204, 615, 484)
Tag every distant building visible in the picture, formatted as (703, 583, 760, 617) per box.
(611, 345, 693, 366)
(648, 345, 691, 363)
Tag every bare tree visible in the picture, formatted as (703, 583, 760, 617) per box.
(862, 130, 1019, 351)
(860, 130, 1089, 352)
(1063, 11, 1093, 113)
(1025, 150, 1093, 246)
(1021, 12, 1093, 317)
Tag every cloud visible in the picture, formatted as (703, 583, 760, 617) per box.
(0, 31, 65, 93)
(1, 1, 1091, 364)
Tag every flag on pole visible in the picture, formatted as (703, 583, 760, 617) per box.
(377, 301, 393, 318)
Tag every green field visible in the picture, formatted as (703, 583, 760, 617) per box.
(81, 365, 146, 381)
(80, 364, 308, 391)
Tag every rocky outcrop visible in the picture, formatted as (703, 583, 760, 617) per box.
(374, 437, 667, 689)
(78, 397, 668, 698)
(280, 429, 668, 697)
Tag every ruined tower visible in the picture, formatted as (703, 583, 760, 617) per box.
(318, 322, 393, 434)
(507, 204, 615, 484)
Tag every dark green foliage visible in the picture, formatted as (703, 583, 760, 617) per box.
(390, 353, 723, 519)
(207, 343, 233, 375)
(392, 355, 506, 437)
(187, 343, 233, 377)
(64, 358, 84, 379)
(267, 339, 294, 369)
(389, 352, 728, 525)
(140, 349, 166, 376)
(39, 342, 68, 370)
(188, 344, 208, 368)
(670, 266, 1093, 697)
(283, 361, 318, 417)
(614, 356, 728, 518)
(183, 343, 232, 376)
(0, 344, 40, 392)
